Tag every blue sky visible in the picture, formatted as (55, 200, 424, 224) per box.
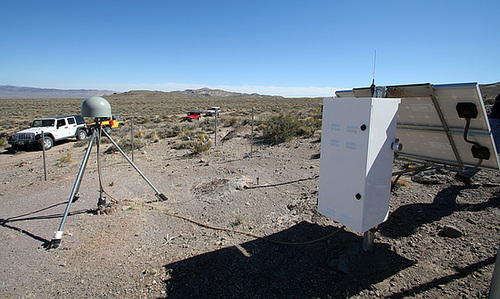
(1, 0, 499, 97)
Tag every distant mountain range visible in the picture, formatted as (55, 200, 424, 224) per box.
(171, 87, 275, 98)
(0, 85, 281, 99)
(0, 85, 116, 98)
(1, 82, 499, 99)
(0, 85, 277, 99)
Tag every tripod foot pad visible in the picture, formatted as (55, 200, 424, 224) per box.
(157, 193, 168, 201)
(48, 231, 63, 249)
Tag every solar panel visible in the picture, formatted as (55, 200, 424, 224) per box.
(336, 82, 500, 170)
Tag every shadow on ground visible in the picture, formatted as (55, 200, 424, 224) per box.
(162, 221, 414, 298)
(0, 139, 76, 154)
(387, 256, 495, 299)
(0, 201, 94, 248)
(379, 186, 500, 238)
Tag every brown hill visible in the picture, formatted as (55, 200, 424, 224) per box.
(479, 82, 500, 102)
(172, 87, 281, 98)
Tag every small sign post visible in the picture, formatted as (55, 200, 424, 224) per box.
(131, 118, 134, 162)
(41, 130, 47, 181)
(250, 107, 255, 155)
(214, 112, 218, 147)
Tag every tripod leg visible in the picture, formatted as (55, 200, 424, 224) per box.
(48, 130, 97, 249)
(101, 129, 168, 201)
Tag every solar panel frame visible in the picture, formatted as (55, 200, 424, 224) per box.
(335, 82, 500, 170)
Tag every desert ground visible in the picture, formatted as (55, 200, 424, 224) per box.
(1, 90, 500, 298)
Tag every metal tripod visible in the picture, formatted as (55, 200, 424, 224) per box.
(48, 124, 167, 249)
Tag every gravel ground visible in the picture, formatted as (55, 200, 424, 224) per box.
(1, 126, 500, 298)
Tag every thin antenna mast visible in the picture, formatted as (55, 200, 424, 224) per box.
(372, 50, 377, 85)
(370, 50, 377, 96)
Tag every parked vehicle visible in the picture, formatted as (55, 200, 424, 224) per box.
(89, 114, 124, 133)
(205, 107, 221, 117)
(183, 111, 202, 121)
(8, 115, 88, 151)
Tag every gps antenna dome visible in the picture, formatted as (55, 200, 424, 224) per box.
(81, 96, 111, 118)
(49, 95, 168, 249)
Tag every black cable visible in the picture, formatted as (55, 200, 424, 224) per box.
(462, 158, 483, 174)
(462, 117, 490, 162)
(463, 118, 481, 147)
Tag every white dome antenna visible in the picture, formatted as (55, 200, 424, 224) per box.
(81, 96, 112, 118)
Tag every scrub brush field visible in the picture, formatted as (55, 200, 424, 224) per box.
(0, 89, 500, 298)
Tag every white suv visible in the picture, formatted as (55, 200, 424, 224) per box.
(205, 107, 221, 117)
(8, 115, 88, 151)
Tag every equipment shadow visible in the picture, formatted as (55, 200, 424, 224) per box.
(161, 221, 414, 298)
(379, 185, 500, 238)
(387, 255, 495, 299)
(0, 201, 93, 247)
(1, 139, 76, 154)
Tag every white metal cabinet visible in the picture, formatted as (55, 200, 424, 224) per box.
(318, 97, 400, 233)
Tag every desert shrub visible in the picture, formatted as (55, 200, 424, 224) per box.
(240, 118, 255, 126)
(145, 131, 160, 143)
(297, 118, 322, 138)
(162, 124, 183, 138)
(188, 133, 212, 154)
(256, 123, 267, 131)
(392, 178, 409, 189)
(234, 116, 264, 132)
(392, 178, 408, 186)
(175, 141, 191, 150)
(59, 153, 74, 164)
(161, 114, 174, 121)
(313, 117, 322, 128)
(224, 117, 240, 127)
(263, 113, 302, 145)
(232, 215, 244, 227)
(311, 107, 323, 119)
(178, 128, 194, 140)
(0, 137, 5, 147)
(104, 138, 145, 154)
(297, 125, 315, 138)
(157, 128, 174, 139)
(198, 118, 215, 132)
(135, 129, 146, 138)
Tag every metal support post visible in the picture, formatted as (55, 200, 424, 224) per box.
(131, 118, 134, 162)
(250, 107, 255, 155)
(363, 228, 376, 252)
(489, 244, 500, 298)
(214, 112, 218, 146)
(41, 130, 47, 181)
